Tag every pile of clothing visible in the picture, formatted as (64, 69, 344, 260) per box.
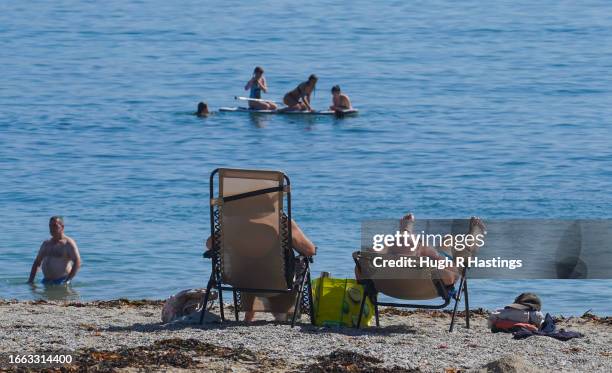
(161, 288, 218, 323)
(488, 293, 583, 341)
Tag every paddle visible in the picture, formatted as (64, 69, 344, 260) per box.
(234, 96, 280, 105)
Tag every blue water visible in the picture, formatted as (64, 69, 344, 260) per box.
(1, 0, 611, 315)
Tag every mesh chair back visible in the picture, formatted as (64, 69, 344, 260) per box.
(216, 169, 288, 290)
(356, 251, 445, 300)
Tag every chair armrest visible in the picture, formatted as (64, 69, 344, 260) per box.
(297, 253, 314, 263)
(352, 251, 362, 270)
(203, 250, 213, 259)
(296, 246, 316, 263)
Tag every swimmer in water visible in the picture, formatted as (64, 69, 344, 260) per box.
(28, 216, 82, 285)
(244, 66, 277, 110)
(196, 102, 210, 117)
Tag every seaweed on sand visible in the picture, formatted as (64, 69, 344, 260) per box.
(295, 350, 420, 373)
(378, 307, 489, 318)
(64, 299, 164, 308)
(6, 338, 283, 373)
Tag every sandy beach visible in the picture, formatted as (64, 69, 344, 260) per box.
(0, 300, 610, 372)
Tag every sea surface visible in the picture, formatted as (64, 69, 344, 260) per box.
(1, 0, 611, 315)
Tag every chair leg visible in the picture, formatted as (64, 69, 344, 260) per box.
(199, 273, 215, 325)
(449, 277, 465, 332)
(449, 297, 459, 332)
(217, 280, 225, 322)
(306, 269, 316, 325)
(464, 279, 470, 329)
(356, 291, 367, 328)
(374, 295, 380, 327)
(291, 268, 308, 328)
(233, 290, 239, 321)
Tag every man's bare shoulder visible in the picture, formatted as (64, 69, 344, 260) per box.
(37, 239, 52, 256)
(64, 235, 78, 248)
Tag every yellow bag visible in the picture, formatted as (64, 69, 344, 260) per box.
(311, 277, 374, 327)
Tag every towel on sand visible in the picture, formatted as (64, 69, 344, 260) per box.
(512, 313, 583, 341)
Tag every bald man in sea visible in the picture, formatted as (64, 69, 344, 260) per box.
(28, 216, 82, 285)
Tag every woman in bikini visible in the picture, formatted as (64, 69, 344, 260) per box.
(280, 74, 318, 112)
(244, 66, 277, 110)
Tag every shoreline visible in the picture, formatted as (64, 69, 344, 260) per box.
(1, 300, 610, 372)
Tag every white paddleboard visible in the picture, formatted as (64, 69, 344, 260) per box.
(219, 107, 359, 116)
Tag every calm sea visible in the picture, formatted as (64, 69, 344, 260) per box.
(1, 0, 611, 315)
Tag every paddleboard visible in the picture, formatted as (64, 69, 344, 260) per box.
(219, 107, 359, 116)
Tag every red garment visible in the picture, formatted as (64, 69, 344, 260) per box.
(492, 319, 538, 332)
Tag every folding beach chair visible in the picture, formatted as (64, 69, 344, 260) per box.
(353, 250, 470, 332)
(199, 168, 315, 327)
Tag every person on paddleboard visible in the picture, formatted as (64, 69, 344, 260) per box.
(280, 74, 318, 112)
(244, 66, 277, 110)
(329, 85, 352, 112)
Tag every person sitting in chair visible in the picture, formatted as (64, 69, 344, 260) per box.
(205, 219, 315, 321)
(356, 213, 486, 286)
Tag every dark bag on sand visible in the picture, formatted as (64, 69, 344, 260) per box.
(512, 313, 584, 341)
